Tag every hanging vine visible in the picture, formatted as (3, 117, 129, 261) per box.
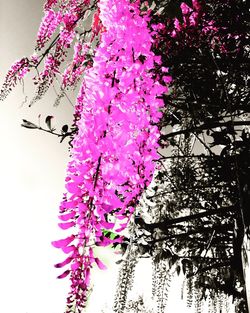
(113, 243, 138, 313)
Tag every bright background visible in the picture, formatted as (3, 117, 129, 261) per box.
(0, 1, 73, 312)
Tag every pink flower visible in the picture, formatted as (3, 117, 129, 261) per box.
(95, 257, 107, 270)
(53, 0, 170, 310)
(0, 58, 30, 100)
(52, 235, 75, 249)
(36, 10, 62, 50)
(44, 0, 58, 11)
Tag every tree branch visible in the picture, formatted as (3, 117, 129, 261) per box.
(150, 223, 234, 244)
(161, 121, 250, 140)
(136, 206, 236, 232)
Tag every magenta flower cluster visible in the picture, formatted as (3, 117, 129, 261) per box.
(62, 42, 89, 88)
(0, 58, 30, 100)
(51, 0, 169, 310)
(44, 0, 58, 11)
(36, 9, 62, 50)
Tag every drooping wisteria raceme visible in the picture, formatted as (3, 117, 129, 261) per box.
(1, 0, 170, 311)
(51, 0, 169, 310)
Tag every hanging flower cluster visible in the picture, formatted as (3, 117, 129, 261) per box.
(31, 3, 95, 105)
(172, 1, 201, 34)
(0, 57, 36, 101)
(62, 42, 90, 88)
(0, 0, 170, 310)
(32, 0, 101, 104)
(36, 9, 62, 50)
(167, 0, 232, 53)
(0, 0, 100, 103)
(51, 0, 169, 310)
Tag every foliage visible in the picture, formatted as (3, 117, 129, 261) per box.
(125, 295, 154, 313)
(134, 0, 250, 311)
(113, 243, 138, 313)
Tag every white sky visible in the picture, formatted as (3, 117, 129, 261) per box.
(0, 1, 236, 312)
(0, 1, 73, 312)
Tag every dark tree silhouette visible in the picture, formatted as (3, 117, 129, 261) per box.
(133, 0, 250, 312)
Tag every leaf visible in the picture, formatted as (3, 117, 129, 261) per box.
(62, 124, 69, 133)
(45, 115, 54, 131)
(110, 232, 118, 240)
(176, 265, 181, 276)
(21, 119, 38, 129)
(103, 230, 117, 240)
(210, 131, 231, 146)
(60, 133, 69, 143)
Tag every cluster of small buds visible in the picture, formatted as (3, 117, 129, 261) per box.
(30, 54, 61, 106)
(170, 1, 201, 37)
(0, 58, 30, 100)
(1, 1, 102, 104)
(62, 42, 89, 88)
(44, 0, 58, 11)
(36, 10, 62, 50)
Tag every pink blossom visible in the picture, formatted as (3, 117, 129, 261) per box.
(58, 211, 76, 221)
(53, 0, 170, 310)
(57, 269, 71, 279)
(36, 10, 62, 50)
(95, 257, 107, 270)
(54, 256, 73, 268)
(58, 221, 76, 230)
(44, 0, 58, 11)
(52, 235, 75, 248)
(0, 58, 30, 100)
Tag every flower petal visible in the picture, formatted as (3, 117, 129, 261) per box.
(58, 221, 75, 230)
(54, 256, 73, 268)
(95, 257, 107, 270)
(57, 269, 70, 279)
(58, 211, 76, 221)
(62, 245, 76, 254)
(51, 235, 75, 248)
